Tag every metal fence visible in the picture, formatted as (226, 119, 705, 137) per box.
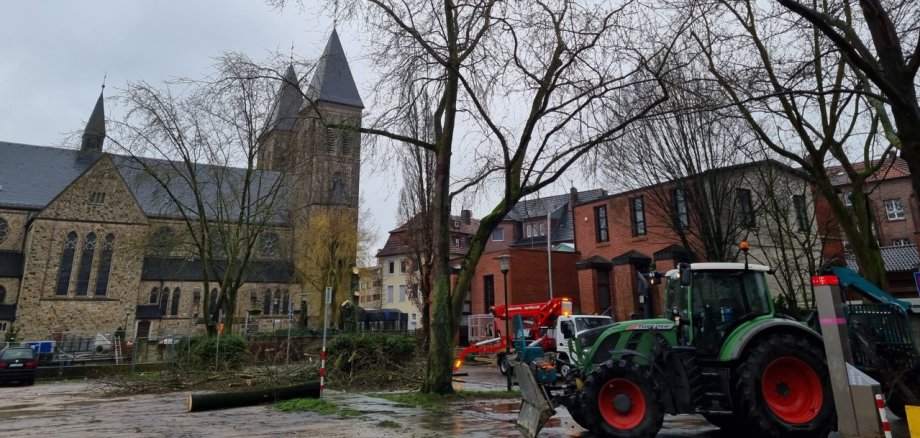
(846, 303, 919, 371)
(4, 324, 412, 377)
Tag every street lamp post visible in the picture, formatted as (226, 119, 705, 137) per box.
(496, 253, 512, 391)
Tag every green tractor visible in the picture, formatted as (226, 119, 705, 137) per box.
(517, 261, 836, 438)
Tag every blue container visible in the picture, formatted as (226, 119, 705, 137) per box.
(25, 340, 54, 354)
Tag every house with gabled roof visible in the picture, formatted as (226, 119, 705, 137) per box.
(0, 30, 364, 340)
(467, 188, 608, 317)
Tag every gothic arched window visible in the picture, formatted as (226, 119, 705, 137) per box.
(341, 130, 352, 156)
(75, 232, 97, 296)
(0, 286, 6, 304)
(94, 234, 115, 296)
(329, 172, 346, 204)
(210, 288, 219, 316)
(281, 291, 290, 315)
(273, 289, 281, 315)
(149, 287, 159, 304)
(324, 127, 336, 154)
(170, 288, 181, 316)
(55, 232, 79, 296)
(159, 288, 170, 315)
(263, 289, 272, 315)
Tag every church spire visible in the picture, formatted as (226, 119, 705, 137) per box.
(81, 87, 106, 153)
(307, 28, 364, 109)
(268, 64, 304, 131)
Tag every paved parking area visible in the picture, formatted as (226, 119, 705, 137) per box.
(0, 364, 909, 437)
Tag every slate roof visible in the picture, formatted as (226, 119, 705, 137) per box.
(827, 155, 910, 186)
(0, 142, 103, 210)
(846, 244, 919, 273)
(141, 256, 295, 283)
(0, 142, 289, 224)
(376, 213, 480, 258)
(268, 65, 304, 131)
(306, 28, 364, 109)
(507, 189, 607, 246)
(113, 155, 289, 223)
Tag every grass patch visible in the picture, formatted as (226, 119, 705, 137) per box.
(273, 398, 362, 418)
(377, 420, 401, 429)
(369, 389, 521, 410)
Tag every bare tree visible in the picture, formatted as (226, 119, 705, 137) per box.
(398, 144, 436, 344)
(600, 69, 756, 261)
(109, 57, 292, 336)
(338, 0, 679, 393)
(690, 0, 894, 286)
(778, 0, 920, 199)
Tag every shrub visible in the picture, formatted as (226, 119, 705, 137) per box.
(327, 333, 415, 374)
(175, 335, 247, 370)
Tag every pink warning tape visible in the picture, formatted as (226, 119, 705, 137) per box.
(819, 317, 847, 325)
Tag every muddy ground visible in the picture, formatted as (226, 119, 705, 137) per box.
(0, 362, 909, 437)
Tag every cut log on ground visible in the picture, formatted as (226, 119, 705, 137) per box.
(186, 382, 320, 412)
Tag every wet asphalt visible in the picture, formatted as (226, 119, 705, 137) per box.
(0, 361, 910, 437)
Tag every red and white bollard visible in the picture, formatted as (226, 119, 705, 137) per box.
(875, 393, 892, 438)
(319, 349, 326, 398)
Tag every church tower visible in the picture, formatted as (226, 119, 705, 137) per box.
(81, 88, 106, 154)
(297, 28, 363, 211)
(258, 65, 303, 171)
(276, 29, 363, 326)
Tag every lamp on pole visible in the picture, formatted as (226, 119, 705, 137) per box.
(496, 253, 512, 391)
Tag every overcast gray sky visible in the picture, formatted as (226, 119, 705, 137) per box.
(0, 0, 410, 252)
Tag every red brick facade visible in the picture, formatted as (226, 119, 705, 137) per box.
(469, 248, 581, 314)
(572, 191, 693, 318)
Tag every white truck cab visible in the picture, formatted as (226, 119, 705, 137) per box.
(551, 314, 614, 358)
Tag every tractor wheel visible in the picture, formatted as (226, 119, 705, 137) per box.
(734, 333, 835, 437)
(580, 359, 664, 438)
(498, 354, 511, 376)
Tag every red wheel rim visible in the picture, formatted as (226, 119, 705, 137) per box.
(761, 357, 823, 424)
(598, 378, 646, 429)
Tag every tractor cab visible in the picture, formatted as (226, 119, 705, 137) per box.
(664, 263, 773, 356)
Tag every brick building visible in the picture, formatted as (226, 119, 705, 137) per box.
(467, 189, 607, 316)
(572, 160, 819, 321)
(825, 154, 920, 309)
(375, 210, 479, 331)
(0, 30, 363, 340)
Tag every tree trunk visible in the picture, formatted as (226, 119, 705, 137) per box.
(423, 144, 455, 394)
(185, 382, 320, 412)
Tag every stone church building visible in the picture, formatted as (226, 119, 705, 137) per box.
(0, 30, 362, 341)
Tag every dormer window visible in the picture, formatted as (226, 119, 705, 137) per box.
(89, 191, 106, 205)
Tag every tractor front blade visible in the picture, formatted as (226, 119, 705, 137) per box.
(515, 362, 555, 438)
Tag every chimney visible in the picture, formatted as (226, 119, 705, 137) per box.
(461, 209, 472, 225)
(569, 187, 579, 207)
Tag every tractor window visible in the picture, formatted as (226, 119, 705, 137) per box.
(690, 270, 771, 354)
(664, 273, 685, 317)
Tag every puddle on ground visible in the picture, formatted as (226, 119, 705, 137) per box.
(463, 401, 519, 413)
